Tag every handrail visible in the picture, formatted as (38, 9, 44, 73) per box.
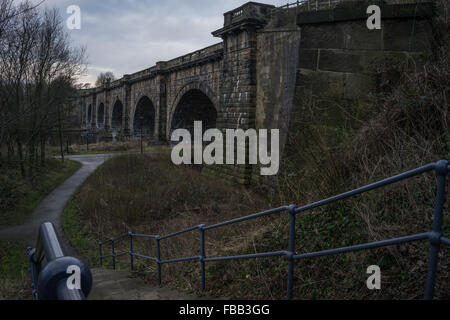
(27, 222, 93, 300)
(99, 160, 450, 300)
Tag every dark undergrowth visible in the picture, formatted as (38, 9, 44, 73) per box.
(0, 241, 33, 300)
(0, 158, 81, 227)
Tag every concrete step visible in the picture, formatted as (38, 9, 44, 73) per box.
(88, 268, 204, 300)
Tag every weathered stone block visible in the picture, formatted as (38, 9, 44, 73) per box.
(343, 22, 383, 51)
(318, 50, 363, 73)
(300, 25, 345, 49)
(298, 49, 318, 70)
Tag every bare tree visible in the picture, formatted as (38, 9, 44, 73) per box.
(0, 1, 86, 176)
(95, 71, 115, 87)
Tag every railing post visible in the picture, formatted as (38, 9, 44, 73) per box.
(156, 236, 162, 285)
(199, 225, 206, 291)
(111, 239, 116, 270)
(287, 205, 297, 300)
(129, 232, 134, 271)
(424, 160, 448, 299)
(99, 242, 103, 267)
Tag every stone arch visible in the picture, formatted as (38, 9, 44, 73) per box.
(132, 96, 156, 137)
(111, 99, 124, 135)
(169, 81, 218, 137)
(97, 103, 105, 129)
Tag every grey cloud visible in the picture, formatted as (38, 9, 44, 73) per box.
(36, 0, 288, 84)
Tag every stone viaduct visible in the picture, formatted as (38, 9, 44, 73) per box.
(75, 0, 437, 183)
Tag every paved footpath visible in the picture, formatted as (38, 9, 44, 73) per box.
(0, 152, 205, 300)
(0, 154, 116, 250)
(88, 268, 204, 300)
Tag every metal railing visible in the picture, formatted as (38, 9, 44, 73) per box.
(274, 0, 431, 13)
(27, 222, 93, 300)
(274, 0, 343, 12)
(99, 160, 449, 299)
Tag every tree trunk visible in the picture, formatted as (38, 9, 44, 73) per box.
(17, 139, 25, 178)
(7, 138, 14, 163)
(58, 105, 64, 164)
(40, 136, 46, 166)
(28, 139, 35, 177)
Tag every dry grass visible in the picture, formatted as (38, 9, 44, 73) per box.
(63, 154, 280, 297)
(0, 241, 33, 300)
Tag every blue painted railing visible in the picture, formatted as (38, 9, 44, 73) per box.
(28, 222, 92, 300)
(99, 160, 450, 299)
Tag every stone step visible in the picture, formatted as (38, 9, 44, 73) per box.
(88, 268, 205, 300)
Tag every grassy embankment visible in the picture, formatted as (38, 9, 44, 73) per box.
(0, 158, 81, 300)
(0, 241, 32, 300)
(0, 158, 81, 227)
(63, 150, 449, 299)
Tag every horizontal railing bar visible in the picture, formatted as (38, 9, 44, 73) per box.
(441, 237, 450, 246)
(204, 251, 288, 262)
(101, 252, 128, 259)
(160, 256, 201, 264)
(132, 253, 159, 262)
(293, 233, 430, 260)
(100, 233, 128, 245)
(204, 206, 289, 231)
(115, 252, 129, 257)
(294, 163, 436, 214)
(113, 234, 129, 242)
(160, 225, 202, 240)
(132, 234, 159, 239)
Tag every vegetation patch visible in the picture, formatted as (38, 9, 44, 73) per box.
(0, 158, 81, 227)
(0, 241, 32, 300)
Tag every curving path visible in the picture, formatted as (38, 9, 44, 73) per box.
(0, 151, 208, 300)
(0, 154, 118, 253)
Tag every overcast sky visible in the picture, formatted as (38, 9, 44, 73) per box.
(36, 0, 289, 85)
